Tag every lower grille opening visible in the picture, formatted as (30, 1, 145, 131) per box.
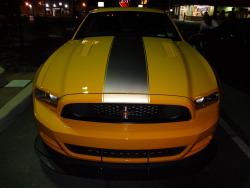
(61, 103, 191, 123)
(65, 144, 186, 158)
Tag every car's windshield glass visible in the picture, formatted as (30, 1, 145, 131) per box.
(74, 11, 181, 41)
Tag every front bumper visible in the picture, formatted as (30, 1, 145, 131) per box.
(34, 96, 219, 163)
(34, 135, 217, 179)
(33, 86, 221, 164)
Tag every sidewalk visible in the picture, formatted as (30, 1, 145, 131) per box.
(0, 45, 38, 133)
(0, 17, 70, 133)
(0, 77, 33, 133)
(0, 60, 36, 132)
(0, 72, 35, 109)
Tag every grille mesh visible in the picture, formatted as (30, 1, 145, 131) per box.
(93, 104, 160, 119)
(65, 144, 186, 158)
(61, 103, 191, 123)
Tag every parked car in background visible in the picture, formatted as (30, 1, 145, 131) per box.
(33, 7, 220, 173)
(188, 18, 250, 84)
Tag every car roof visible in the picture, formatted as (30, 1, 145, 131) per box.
(91, 7, 166, 14)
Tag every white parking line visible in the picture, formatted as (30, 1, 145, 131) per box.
(219, 117, 250, 160)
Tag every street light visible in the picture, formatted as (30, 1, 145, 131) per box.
(25, 1, 32, 8)
(25, 1, 34, 16)
(98, 2, 104, 7)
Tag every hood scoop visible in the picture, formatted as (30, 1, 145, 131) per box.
(162, 42, 176, 57)
(80, 40, 99, 56)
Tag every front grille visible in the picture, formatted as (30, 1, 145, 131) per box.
(61, 103, 191, 123)
(65, 144, 186, 158)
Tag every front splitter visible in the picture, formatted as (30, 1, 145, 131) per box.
(34, 135, 217, 180)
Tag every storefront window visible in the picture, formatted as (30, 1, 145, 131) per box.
(193, 5, 214, 17)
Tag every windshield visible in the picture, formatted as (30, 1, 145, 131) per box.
(74, 11, 181, 41)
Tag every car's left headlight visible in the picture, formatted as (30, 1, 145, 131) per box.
(35, 88, 59, 107)
(194, 92, 219, 110)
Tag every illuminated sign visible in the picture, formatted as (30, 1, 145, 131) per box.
(119, 0, 130, 7)
(98, 2, 104, 7)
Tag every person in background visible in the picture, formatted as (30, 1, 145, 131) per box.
(228, 7, 236, 20)
(200, 12, 218, 30)
(219, 10, 227, 21)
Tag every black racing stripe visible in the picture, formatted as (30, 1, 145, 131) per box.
(104, 36, 148, 93)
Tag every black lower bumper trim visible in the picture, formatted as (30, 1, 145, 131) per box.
(34, 135, 217, 179)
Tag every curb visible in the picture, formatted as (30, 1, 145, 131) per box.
(0, 67, 7, 88)
(0, 82, 33, 133)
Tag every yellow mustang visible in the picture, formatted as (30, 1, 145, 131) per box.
(34, 7, 220, 168)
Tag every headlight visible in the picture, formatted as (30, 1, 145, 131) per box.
(194, 92, 219, 110)
(35, 88, 59, 107)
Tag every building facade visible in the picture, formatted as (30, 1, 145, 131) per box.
(173, 0, 250, 21)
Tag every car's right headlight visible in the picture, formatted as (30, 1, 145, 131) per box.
(194, 92, 219, 110)
(35, 88, 59, 107)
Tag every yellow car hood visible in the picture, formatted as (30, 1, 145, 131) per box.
(36, 36, 217, 100)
